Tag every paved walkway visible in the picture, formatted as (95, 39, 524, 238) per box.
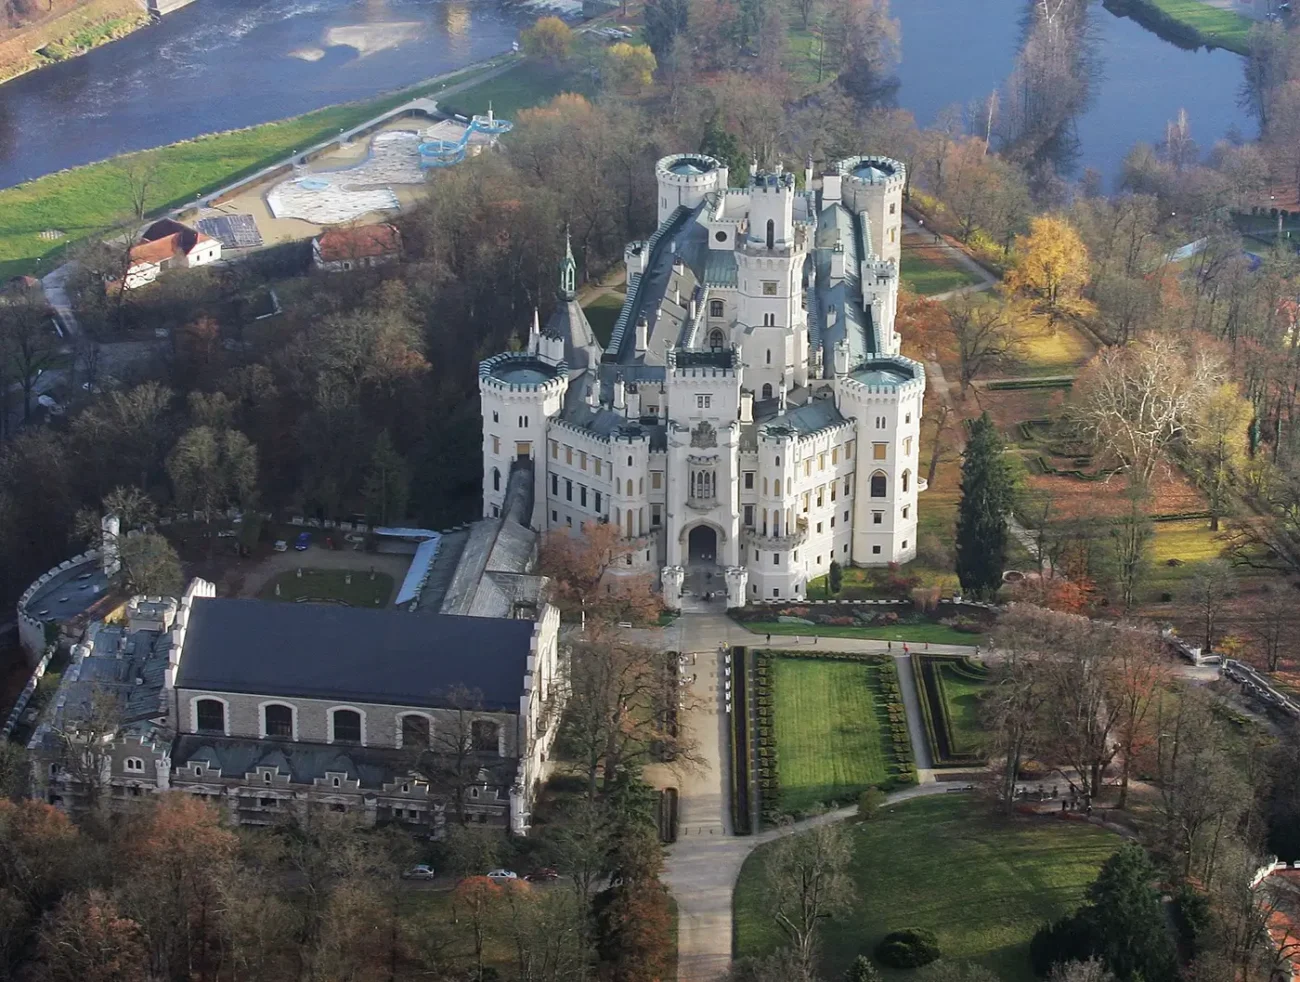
(903, 214, 999, 301)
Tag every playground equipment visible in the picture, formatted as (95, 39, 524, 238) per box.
(418, 106, 514, 168)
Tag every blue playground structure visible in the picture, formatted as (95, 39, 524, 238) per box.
(418, 107, 514, 168)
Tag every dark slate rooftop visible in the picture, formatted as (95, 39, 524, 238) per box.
(23, 561, 109, 622)
(852, 362, 914, 387)
(177, 598, 535, 712)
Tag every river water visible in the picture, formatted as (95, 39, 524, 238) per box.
(0, 0, 1255, 191)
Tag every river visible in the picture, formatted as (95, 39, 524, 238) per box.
(0, 0, 1255, 192)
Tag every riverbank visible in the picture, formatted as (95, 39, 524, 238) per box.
(0, 0, 150, 85)
(0, 55, 525, 279)
(1102, 0, 1253, 55)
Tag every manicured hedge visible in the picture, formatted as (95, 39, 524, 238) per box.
(731, 646, 753, 835)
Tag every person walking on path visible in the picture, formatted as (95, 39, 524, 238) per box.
(887, 640, 892, 652)
(903, 643, 910, 655)
(766, 633, 771, 644)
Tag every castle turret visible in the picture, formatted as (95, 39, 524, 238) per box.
(835, 155, 906, 268)
(654, 153, 724, 225)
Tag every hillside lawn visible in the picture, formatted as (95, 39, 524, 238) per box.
(900, 243, 983, 297)
(770, 657, 898, 813)
(749, 621, 982, 646)
(581, 291, 625, 347)
(733, 796, 1120, 981)
(935, 659, 988, 754)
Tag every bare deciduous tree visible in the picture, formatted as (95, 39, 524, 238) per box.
(763, 821, 857, 975)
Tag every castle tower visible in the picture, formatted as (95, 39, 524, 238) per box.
(479, 352, 569, 527)
(654, 153, 726, 225)
(560, 226, 576, 302)
(735, 170, 809, 394)
(836, 155, 906, 268)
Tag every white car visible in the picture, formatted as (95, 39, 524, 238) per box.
(401, 864, 437, 880)
(486, 869, 518, 883)
(273, 540, 288, 552)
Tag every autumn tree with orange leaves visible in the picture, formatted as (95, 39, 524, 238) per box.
(539, 521, 663, 626)
(38, 888, 149, 982)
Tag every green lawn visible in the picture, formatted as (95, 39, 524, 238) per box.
(440, 57, 596, 119)
(0, 59, 508, 279)
(581, 291, 625, 347)
(935, 660, 988, 755)
(734, 796, 1120, 982)
(260, 569, 394, 607)
(747, 621, 983, 647)
(900, 250, 983, 297)
(770, 657, 899, 813)
(1143, 0, 1253, 53)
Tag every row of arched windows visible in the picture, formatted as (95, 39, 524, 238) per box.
(192, 698, 501, 752)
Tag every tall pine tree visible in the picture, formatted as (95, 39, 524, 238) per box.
(955, 412, 1014, 598)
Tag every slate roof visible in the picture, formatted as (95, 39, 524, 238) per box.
(546, 298, 603, 373)
(176, 598, 535, 712)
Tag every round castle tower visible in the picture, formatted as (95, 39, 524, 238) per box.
(478, 350, 569, 526)
(655, 153, 727, 225)
(834, 155, 906, 268)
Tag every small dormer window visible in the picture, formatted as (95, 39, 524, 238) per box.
(332, 777, 341, 788)
(193, 765, 203, 777)
(124, 757, 144, 773)
(402, 783, 410, 794)
(263, 772, 271, 784)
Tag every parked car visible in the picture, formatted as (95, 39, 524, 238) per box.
(486, 869, 518, 883)
(401, 864, 437, 880)
(294, 532, 311, 551)
(274, 540, 288, 552)
(525, 867, 559, 882)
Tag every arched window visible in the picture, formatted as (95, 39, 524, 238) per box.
(762, 383, 773, 400)
(710, 299, 724, 318)
(195, 699, 225, 734)
(332, 709, 362, 745)
(401, 715, 430, 749)
(492, 468, 500, 492)
(264, 704, 294, 739)
(473, 720, 500, 752)
(870, 472, 887, 498)
(124, 757, 144, 773)
(766, 219, 775, 250)
(708, 329, 725, 350)
(626, 478, 634, 496)
(901, 470, 911, 493)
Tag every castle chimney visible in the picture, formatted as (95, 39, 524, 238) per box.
(613, 376, 626, 413)
(528, 308, 541, 355)
(834, 339, 850, 378)
(804, 153, 814, 190)
(586, 382, 599, 409)
(740, 390, 754, 423)
(626, 386, 641, 418)
(778, 375, 787, 413)
(749, 155, 758, 179)
(635, 315, 648, 355)
(823, 173, 842, 205)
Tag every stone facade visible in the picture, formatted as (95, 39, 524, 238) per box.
(478, 151, 926, 605)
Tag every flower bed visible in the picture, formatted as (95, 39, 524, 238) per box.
(914, 655, 990, 767)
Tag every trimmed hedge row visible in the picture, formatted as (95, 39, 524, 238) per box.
(985, 378, 1074, 391)
(915, 655, 987, 768)
(731, 646, 753, 835)
(754, 655, 782, 826)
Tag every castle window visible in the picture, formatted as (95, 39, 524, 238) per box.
(902, 506, 910, 519)
(580, 485, 588, 507)
(873, 512, 883, 525)
(565, 446, 573, 465)
(492, 468, 501, 492)
(744, 504, 754, 526)
(846, 441, 854, 458)
(890, 202, 896, 215)
(195, 699, 225, 735)
(550, 440, 558, 458)
(697, 394, 711, 409)
(626, 479, 634, 496)
(491, 436, 499, 455)
(766, 220, 775, 250)
(905, 413, 911, 425)
(832, 448, 838, 465)
(332, 709, 362, 745)
(763, 313, 775, 327)
(551, 474, 558, 496)
(402, 715, 430, 749)
(715, 231, 728, 244)
(708, 329, 725, 350)
(628, 456, 633, 466)
(652, 471, 662, 489)
(762, 280, 778, 296)
(595, 491, 603, 511)
(124, 757, 144, 773)
(873, 443, 887, 460)
(765, 350, 772, 366)
(472, 720, 500, 753)
(580, 452, 587, 470)
(870, 472, 887, 497)
(873, 545, 882, 555)
(904, 437, 912, 456)
(565, 479, 573, 501)
(744, 472, 754, 489)
(652, 504, 662, 526)
(492, 411, 498, 423)
(264, 704, 294, 739)
(902, 470, 911, 493)
(762, 383, 773, 400)
(710, 299, 724, 317)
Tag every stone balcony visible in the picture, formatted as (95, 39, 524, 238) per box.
(742, 518, 809, 550)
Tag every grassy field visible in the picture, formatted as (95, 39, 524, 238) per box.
(900, 246, 983, 297)
(439, 57, 596, 119)
(0, 58, 509, 279)
(748, 621, 983, 646)
(1139, 0, 1253, 53)
(1011, 316, 1096, 378)
(734, 796, 1120, 981)
(581, 291, 626, 347)
(260, 569, 394, 607)
(935, 660, 988, 754)
(770, 657, 899, 812)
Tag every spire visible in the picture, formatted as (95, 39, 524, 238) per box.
(559, 226, 576, 301)
(528, 307, 540, 354)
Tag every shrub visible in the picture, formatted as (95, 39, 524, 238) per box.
(1029, 915, 1093, 977)
(875, 928, 941, 968)
(858, 786, 887, 820)
(829, 560, 843, 595)
(844, 955, 884, 982)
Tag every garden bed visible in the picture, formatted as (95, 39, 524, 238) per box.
(754, 651, 915, 822)
(914, 655, 990, 767)
(734, 601, 990, 647)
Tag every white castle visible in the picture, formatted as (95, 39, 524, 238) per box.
(479, 152, 926, 608)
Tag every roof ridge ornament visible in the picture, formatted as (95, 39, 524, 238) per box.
(559, 225, 576, 301)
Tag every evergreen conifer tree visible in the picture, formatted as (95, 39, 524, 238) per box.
(955, 412, 1014, 597)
